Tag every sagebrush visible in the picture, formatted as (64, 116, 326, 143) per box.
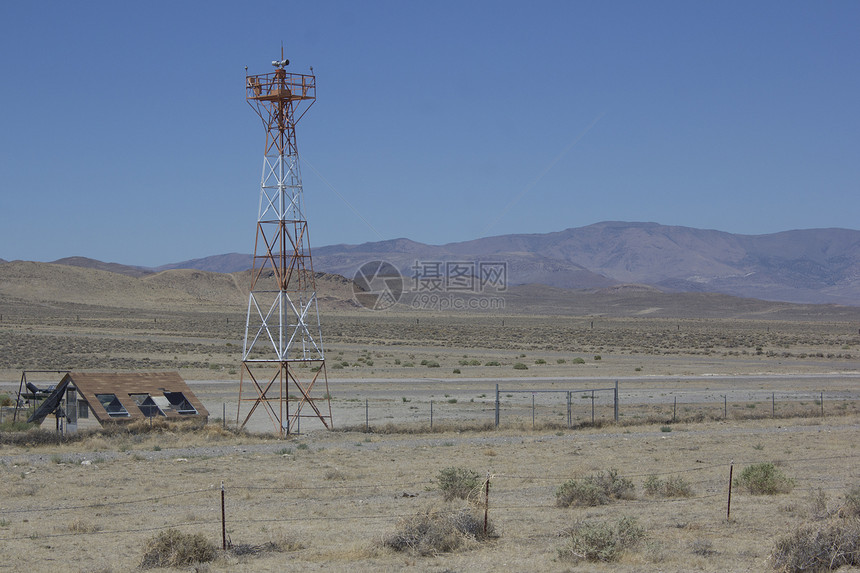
(770, 519, 860, 572)
(558, 516, 644, 563)
(556, 469, 635, 507)
(734, 463, 794, 495)
(383, 506, 494, 555)
(643, 474, 694, 498)
(436, 467, 481, 501)
(140, 529, 216, 568)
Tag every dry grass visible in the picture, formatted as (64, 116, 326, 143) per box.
(1, 297, 859, 571)
(0, 410, 855, 571)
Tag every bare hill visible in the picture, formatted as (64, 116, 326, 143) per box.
(51, 256, 154, 278)
(2, 260, 860, 321)
(0, 261, 356, 314)
(156, 253, 252, 274)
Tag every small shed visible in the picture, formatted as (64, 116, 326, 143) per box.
(28, 372, 209, 431)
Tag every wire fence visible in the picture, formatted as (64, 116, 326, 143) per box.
(331, 385, 860, 432)
(1, 453, 857, 546)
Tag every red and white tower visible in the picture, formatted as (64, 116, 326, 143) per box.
(237, 53, 332, 436)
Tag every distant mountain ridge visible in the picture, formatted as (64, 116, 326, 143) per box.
(309, 222, 860, 305)
(5, 222, 859, 305)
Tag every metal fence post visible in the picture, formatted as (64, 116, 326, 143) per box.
(494, 384, 499, 428)
(727, 461, 734, 521)
(221, 481, 227, 550)
(591, 390, 595, 424)
(567, 391, 571, 428)
(613, 380, 619, 423)
(483, 471, 490, 535)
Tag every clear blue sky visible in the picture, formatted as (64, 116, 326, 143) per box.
(1, 1, 858, 267)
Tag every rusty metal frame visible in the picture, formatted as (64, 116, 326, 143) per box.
(237, 54, 331, 436)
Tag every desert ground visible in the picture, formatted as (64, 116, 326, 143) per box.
(1, 297, 859, 571)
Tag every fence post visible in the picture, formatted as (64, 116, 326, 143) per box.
(567, 391, 571, 428)
(494, 384, 499, 428)
(613, 381, 619, 423)
(772, 393, 775, 418)
(483, 471, 490, 536)
(727, 461, 734, 521)
(724, 395, 727, 419)
(221, 481, 227, 550)
(430, 400, 433, 429)
(365, 399, 369, 431)
(820, 391, 824, 417)
(532, 394, 535, 429)
(591, 390, 595, 424)
(673, 396, 677, 422)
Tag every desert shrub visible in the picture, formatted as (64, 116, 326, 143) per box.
(690, 538, 716, 556)
(843, 486, 860, 518)
(770, 518, 860, 572)
(484, 360, 501, 366)
(513, 363, 528, 370)
(437, 467, 480, 501)
(734, 463, 795, 495)
(383, 506, 493, 555)
(230, 532, 304, 556)
(556, 469, 635, 507)
(0, 427, 81, 446)
(644, 475, 694, 498)
(808, 487, 830, 520)
(572, 357, 586, 364)
(558, 516, 644, 563)
(140, 529, 216, 568)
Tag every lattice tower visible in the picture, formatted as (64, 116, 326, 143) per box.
(237, 53, 332, 436)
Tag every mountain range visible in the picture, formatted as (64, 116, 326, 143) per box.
(156, 222, 860, 306)
(7, 222, 860, 306)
